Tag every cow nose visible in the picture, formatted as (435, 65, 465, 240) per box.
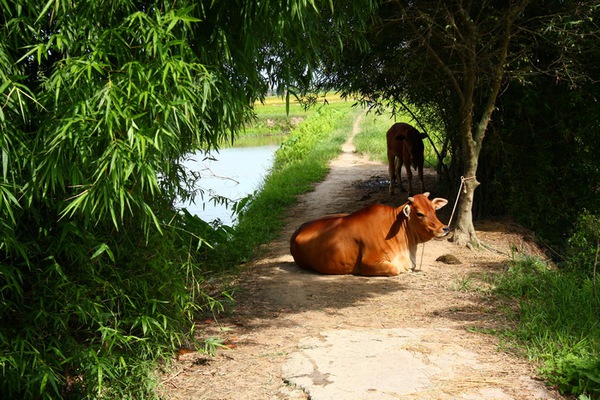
(442, 226, 450, 236)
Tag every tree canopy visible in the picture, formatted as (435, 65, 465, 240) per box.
(316, 0, 600, 246)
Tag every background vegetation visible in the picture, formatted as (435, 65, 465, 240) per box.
(488, 215, 600, 398)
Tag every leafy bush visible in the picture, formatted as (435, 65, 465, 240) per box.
(0, 210, 228, 398)
(1, 2, 271, 398)
(484, 77, 600, 246)
(541, 353, 600, 398)
(565, 210, 600, 280)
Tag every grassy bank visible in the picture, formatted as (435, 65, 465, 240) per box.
(206, 99, 359, 271)
(485, 253, 600, 399)
(234, 101, 358, 259)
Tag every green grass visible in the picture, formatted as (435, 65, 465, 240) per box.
(485, 255, 600, 398)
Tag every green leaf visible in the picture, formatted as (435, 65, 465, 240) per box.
(91, 243, 115, 262)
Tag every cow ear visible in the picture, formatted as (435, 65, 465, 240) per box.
(403, 204, 411, 217)
(432, 198, 448, 210)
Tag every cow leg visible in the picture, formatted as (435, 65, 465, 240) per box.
(396, 158, 407, 192)
(418, 166, 425, 193)
(387, 153, 396, 194)
(405, 161, 413, 195)
(357, 260, 401, 276)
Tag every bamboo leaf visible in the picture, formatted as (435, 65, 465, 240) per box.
(35, 0, 56, 23)
(90, 243, 115, 262)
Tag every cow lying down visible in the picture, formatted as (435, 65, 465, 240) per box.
(290, 193, 449, 276)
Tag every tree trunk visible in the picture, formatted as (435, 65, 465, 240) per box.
(449, 1, 524, 248)
(453, 174, 481, 248)
(452, 114, 482, 247)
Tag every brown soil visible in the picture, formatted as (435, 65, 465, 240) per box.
(162, 114, 564, 399)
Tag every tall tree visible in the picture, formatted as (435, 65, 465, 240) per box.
(318, 0, 599, 247)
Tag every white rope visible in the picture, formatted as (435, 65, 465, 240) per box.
(415, 175, 475, 271)
(447, 176, 476, 227)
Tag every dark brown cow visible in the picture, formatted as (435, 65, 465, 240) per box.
(290, 193, 449, 276)
(386, 122, 427, 196)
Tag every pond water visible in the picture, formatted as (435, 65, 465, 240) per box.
(178, 143, 280, 226)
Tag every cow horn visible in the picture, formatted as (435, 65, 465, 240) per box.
(408, 196, 415, 203)
(423, 192, 430, 198)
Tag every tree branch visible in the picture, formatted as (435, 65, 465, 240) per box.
(404, 12, 465, 104)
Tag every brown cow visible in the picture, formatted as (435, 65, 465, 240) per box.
(290, 193, 449, 276)
(386, 122, 427, 196)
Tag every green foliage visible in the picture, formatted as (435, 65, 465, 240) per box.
(0, 1, 260, 396)
(491, 255, 600, 397)
(565, 210, 600, 280)
(0, 213, 226, 399)
(481, 75, 600, 242)
(541, 354, 600, 398)
(274, 103, 355, 168)
(0, 0, 376, 398)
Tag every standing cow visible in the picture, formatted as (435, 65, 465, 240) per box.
(290, 193, 449, 276)
(386, 122, 427, 196)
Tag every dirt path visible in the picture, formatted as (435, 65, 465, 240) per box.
(163, 114, 563, 399)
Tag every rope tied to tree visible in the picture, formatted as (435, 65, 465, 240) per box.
(414, 175, 476, 272)
(447, 176, 477, 228)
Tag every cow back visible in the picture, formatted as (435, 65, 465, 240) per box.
(386, 123, 425, 167)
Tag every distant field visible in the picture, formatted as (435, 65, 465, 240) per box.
(245, 95, 445, 171)
(237, 93, 352, 142)
(252, 92, 347, 119)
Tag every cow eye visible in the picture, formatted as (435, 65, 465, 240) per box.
(416, 212, 425, 218)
